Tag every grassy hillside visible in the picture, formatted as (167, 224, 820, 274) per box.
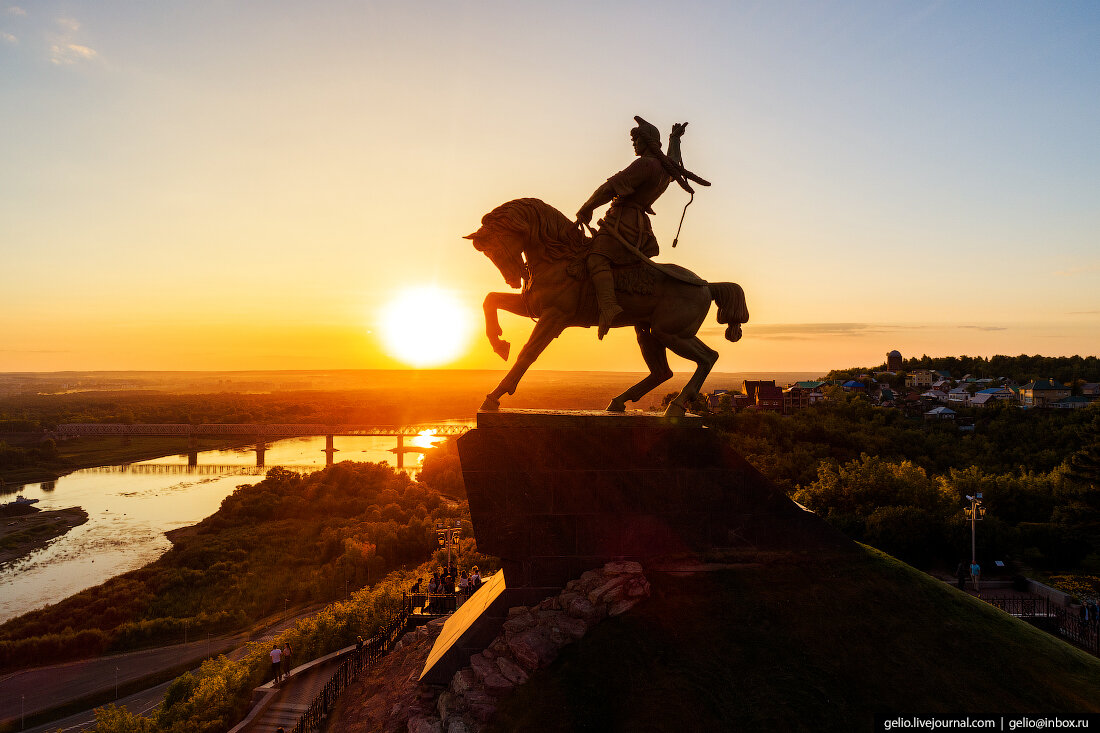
(488, 545, 1100, 732)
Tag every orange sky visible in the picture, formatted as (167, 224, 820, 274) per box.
(2, 2, 1097, 374)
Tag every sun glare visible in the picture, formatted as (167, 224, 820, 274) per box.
(379, 287, 473, 367)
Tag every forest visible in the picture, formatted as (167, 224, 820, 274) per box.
(700, 395, 1100, 579)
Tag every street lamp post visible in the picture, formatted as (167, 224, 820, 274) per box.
(964, 493, 986, 565)
(114, 667, 119, 700)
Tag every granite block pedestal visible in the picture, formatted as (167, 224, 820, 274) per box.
(419, 409, 844, 684)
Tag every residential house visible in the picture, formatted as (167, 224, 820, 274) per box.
(1020, 379, 1072, 407)
(946, 386, 970, 404)
(906, 370, 934, 388)
(924, 406, 956, 421)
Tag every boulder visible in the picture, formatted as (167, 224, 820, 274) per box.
(481, 671, 515, 696)
(587, 575, 628, 605)
(603, 560, 643, 575)
(508, 628, 559, 671)
(450, 669, 477, 696)
(407, 715, 443, 733)
(469, 652, 497, 683)
(496, 655, 530, 685)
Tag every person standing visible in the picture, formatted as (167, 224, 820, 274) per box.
(281, 643, 292, 680)
(955, 562, 968, 590)
(969, 561, 981, 594)
(269, 644, 283, 684)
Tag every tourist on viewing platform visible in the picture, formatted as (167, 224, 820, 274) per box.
(470, 566, 482, 591)
(281, 642, 292, 679)
(458, 570, 470, 604)
(427, 571, 441, 611)
(269, 644, 283, 684)
(969, 561, 981, 593)
(356, 635, 364, 654)
(443, 568, 456, 595)
(955, 562, 968, 590)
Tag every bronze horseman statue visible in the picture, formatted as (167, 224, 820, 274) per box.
(466, 116, 749, 417)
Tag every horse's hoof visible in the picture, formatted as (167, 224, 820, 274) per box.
(481, 395, 500, 411)
(606, 399, 627, 413)
(663, 402, 686, 418)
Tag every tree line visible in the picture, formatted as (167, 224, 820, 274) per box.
(825, 353, 1100, 384)
(705, 400, 1100, 576)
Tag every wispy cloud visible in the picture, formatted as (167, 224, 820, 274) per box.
(701, 323, 928, 341)
(48, 16, 98, 65)
(1069, 310, 1100, 316)
(958, 325, 1007, 331)
(6, 6, 26, 16)
(51, 42, 97, 63)
(0, 30, 15, 44)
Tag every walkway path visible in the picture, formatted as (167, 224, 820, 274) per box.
(241, 656, 345, 733)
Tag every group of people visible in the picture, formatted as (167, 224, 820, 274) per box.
(410, 565, 483, 611)
(955, 561, 982, 592)
(268, 641, 293, 684)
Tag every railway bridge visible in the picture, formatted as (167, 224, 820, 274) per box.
(55, 423, 472, 468)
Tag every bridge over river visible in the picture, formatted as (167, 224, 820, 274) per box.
(55, 423, 472, 468)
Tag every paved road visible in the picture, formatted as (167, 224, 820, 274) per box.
(0, 605, 324, 731)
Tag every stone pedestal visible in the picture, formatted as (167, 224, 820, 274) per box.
(419, 409, 845, 685)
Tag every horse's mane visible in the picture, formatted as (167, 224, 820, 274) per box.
(478, 198, 589, 262)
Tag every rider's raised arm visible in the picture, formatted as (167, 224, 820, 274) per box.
(667, 122, 688, 166)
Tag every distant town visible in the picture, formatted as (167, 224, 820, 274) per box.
(702, 349, 1100, 419)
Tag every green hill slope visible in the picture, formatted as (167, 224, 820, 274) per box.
(487, 545, 1100, 732)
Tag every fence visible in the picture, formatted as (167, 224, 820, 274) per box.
(985, 596, 1100, 657)
(290, 600, 413, 733)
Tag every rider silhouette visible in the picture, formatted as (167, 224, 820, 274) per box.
(576, 117, 699, 339)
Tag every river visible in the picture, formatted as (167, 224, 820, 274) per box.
(0, 429, 461, 623)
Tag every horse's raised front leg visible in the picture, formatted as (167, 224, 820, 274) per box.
(483, 292, 529, 361)
(482, 311, 567, 411)
(607, 326, 674, 412)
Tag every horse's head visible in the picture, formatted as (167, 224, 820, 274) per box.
(466, 198, 589, 290)
(465, 224, 526, 289)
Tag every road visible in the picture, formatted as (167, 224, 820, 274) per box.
(0, 605, 323, 732)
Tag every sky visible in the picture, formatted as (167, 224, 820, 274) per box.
(1, 1, 1098, 375)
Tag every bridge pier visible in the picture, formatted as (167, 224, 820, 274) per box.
(187, 435, 198, 467)
(255, 440, 267, 467)
(324, 434, 338, 466)
(396, 434, 405, 470)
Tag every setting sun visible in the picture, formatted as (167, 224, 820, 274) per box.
(379, 287, 474, 367)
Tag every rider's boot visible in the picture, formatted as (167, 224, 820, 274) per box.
(588, 256, 623, 339)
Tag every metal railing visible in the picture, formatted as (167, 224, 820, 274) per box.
(985, 596, 1100, 656)
(291, 601, 412, 733)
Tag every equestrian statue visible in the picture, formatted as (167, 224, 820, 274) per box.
(466, 117, 749, 418)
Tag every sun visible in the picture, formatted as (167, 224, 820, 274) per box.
(379, 286, 473, 367)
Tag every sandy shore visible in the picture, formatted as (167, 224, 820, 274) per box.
(0, 507, 89, 565)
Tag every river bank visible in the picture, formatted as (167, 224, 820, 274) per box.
(0, 507, 89, 565)
(0, 435, 252, 487)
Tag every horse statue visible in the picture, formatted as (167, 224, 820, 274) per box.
(466, 198, 749, 417)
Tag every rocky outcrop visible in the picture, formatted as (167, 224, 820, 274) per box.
(409, 561, 651, 733)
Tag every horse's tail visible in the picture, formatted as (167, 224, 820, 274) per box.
(708, 282, 749, 343)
